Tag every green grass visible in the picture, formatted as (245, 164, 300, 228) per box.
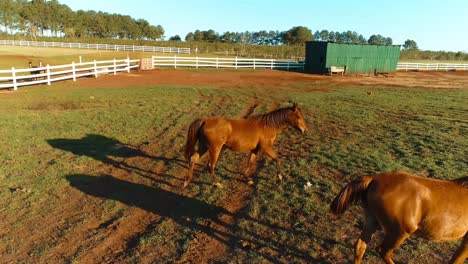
(0, 79, 466, 263)
(0, 45, 198, 69)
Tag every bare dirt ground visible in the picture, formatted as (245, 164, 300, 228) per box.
(2, 69, 467, 264)
(74, 68, 468, 90)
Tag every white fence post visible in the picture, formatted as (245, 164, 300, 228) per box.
(72, 62, 76, 82)
(216, 57, 219, 69)
(94, 60, 98, 78)
(270, 59, 273, 69)
(11, 67, 17, 91)
(253, 58, 256, 70)
(113, 58, 117, 75)
(151, 56, 155, 69)
(174, 55, 177, 69)
(46, 64, 51, 85)
(196, 56, 198, 68)
(126, 57, 130, 73)
(235, 57, 238, 69)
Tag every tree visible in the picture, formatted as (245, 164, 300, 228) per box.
(384, 37, 393, 45)
(282, 26, 313, 45)
(368, 34, 386, 45)
(185, 32, 194, 41)
(328, 31, 336, 42)
(319, 30, 329, 42)
(169, 35, 181, 41)
(0, 0, 18, 34)
(403, 39, 418, 50)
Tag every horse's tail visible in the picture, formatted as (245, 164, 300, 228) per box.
(184, 118, 205, 161)
(330, 176, 373, 214)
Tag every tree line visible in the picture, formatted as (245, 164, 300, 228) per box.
(0, 0, 466, 61)
(0, 0, 164, 40)
(180, 27, 396, 46)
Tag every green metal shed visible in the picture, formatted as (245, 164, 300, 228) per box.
(305, 41, 401, 74)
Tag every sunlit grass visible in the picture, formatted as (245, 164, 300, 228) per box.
(0, 80, 466, 263)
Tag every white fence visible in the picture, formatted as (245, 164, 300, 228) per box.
(0, 58, 139, 90)
(397, 62, 468, 71)
(0, 39, 191, 54)
(152, 56, 304, 70)
(151, 57, 468, 71)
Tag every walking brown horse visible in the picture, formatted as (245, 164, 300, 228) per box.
(330, 171, 468, 264)
(183, 103, 307, 188)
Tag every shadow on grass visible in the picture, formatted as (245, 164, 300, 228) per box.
(66, 174, 331, 263)
(47, 134, 187, 187)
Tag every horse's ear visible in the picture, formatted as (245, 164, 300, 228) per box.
(292, 102, 298, 111)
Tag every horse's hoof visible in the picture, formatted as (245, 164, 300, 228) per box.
(183, 181, 189, 188)
(247, 180, 254, 185)
(213, 182, 224, 188)
(277, 174, 283, 181)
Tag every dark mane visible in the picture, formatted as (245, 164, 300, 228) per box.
(248, 107, 292, 129)
(452, 176, 468, 188)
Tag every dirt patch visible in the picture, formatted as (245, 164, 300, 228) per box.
(71, 69, 468, 90)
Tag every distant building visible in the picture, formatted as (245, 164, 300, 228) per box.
(305, 41, 401, 74)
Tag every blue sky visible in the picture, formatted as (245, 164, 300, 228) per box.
(59, 0, 467, 52)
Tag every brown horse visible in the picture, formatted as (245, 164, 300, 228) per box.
(183, 103, 307, 188)
(330, 171, 468, 264)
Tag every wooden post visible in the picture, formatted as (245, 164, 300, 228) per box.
(72, 62, 76, 82)
(11, 67, 17, 91)
(46, 64, 51, 85)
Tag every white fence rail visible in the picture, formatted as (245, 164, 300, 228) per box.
(0, 58, 139, 90)
(397, 62, 468, 71)
(0, 39, 191, 54)
(152, 56, 304, 70)
(151, 57, 468, 71)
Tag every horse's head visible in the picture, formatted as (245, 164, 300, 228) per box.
(288, 103, 307, 134)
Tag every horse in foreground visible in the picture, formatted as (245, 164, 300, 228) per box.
(183, 103, 307, 188)
(330, 171, 468, 264)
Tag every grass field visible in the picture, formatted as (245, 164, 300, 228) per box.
(1, 45, 467, 71)
(0, 46, 191, 69)
(0, 69, 467, 263)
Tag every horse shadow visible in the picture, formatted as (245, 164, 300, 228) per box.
(66, 174, 330, 263)
(47, 134, 186, 186)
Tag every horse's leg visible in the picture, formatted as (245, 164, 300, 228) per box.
(184, 143, 207, 188)
(263, 147, 282, 180)
(354, 210, 378, 264)
(450, 234, 468, 264)
(377, 231, 410, 264)
(208, 144, 223, 188)
(242, 150, 258, 185)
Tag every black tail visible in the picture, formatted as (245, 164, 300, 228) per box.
(184, 118, 204, 161)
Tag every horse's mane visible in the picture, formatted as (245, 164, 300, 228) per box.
(452, 176, 468, 188)
(248, 107, 293, 129)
